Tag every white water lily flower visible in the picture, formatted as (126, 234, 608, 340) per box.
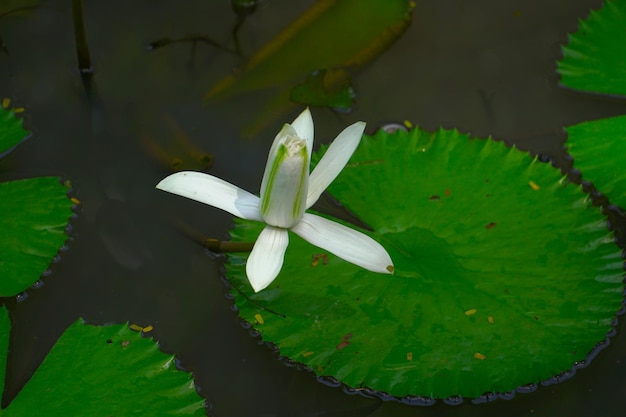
(156, 108, 394, 292)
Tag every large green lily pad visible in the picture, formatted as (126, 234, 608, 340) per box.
(226, 127, 624, 399)
(0, 177, 74, 296)
(0, 307, 205, 416)
(558, 0, 626, 97)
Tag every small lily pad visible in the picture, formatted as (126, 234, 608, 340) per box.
(226, 127, 623, 399)
(558, 0, 626, 97)
(566, 114, 626, 210)
(1, 313, 205, 415)
(0, 177, 74, 296)
(0, 103, 28, 157)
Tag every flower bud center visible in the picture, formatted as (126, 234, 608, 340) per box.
(283, 135, 306, 155)
(260, 131, 310, 228)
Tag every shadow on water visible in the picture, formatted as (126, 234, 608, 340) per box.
(1, 0, 626, 416)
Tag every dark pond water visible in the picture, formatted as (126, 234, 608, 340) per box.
(1, 0, 626, 416)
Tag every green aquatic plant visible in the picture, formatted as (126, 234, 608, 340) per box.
(0, 177, 73, 296)
(226, 126, 623, 399)
(219, 1, 626, 400)
(558, 0, 626, 97)
(0, 100, 27, 153)
(0, 307, 205, 415)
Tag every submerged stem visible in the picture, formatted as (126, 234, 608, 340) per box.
(72, 0, 92, 76)
(202, 238, 254, 253)
(172, 217, 254, 253)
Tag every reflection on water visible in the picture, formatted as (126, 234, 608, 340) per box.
(1, 0, 626, 416)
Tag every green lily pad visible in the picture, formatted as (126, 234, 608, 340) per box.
(0, 177, 74, 296)
(226, 127, 624, 399)
(566, 114, 626, 210)
(558, 0, 626, 97)
(0, 104, 28, 156)
(206, 0, 413, 135)
(207, 0, 413, 99)
(2, 314, 205, 416)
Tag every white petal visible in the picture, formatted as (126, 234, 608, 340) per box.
(290, 108, 314, 160)
(156, 171, 262, 221)
(306, 121, 365, 208)
(246, 226, 289, 292)
(291, 213, 394, 274)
